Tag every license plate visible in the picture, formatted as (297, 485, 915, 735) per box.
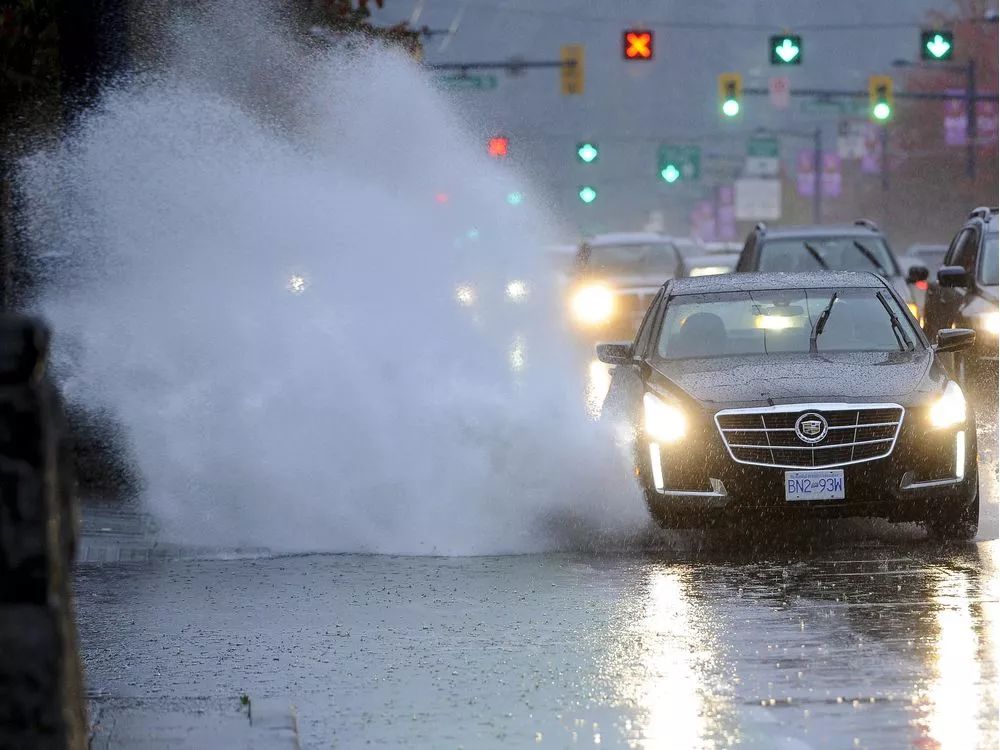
(784, 469, 845, 502)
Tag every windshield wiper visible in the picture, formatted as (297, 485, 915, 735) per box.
(852, 240, 889, 276)
(803, 242, 829, 269)
(809, 292, 838, 353)
(876, 291, 914, 351)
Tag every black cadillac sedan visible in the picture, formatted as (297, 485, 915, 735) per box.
(598, 271, 980, 539)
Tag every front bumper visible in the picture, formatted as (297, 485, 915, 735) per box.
(640, 414, 977, 526)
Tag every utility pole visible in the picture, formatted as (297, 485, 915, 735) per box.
(966, 58, 977, 179)
(880, 125, 890, 191)
(812, 127, 822, 224)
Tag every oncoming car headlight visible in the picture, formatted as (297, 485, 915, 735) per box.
(571, 284, 615, 325)
(455, 284, 476, 306)
(689, 265, 730, 277)
(972, 310, 1000, 336)
(929, 380, 967, 429)
(643, 392, 686, 443)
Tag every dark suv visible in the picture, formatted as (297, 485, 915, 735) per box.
(923, 206, 999, 391)
(735, 220, 926, 319)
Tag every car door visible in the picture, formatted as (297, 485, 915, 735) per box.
(602, 289, 663, 427)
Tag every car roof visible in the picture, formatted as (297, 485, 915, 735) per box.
(759, 224, 884, 240)
(585, 232, 675, 246)
(668, 271, 887, 295)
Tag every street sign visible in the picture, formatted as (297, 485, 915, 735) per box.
(735, 178, 781, 220)
(837, 120, 867, 159)
(434, 74, 498, 90)
(770, 34, 802, 65)
(658, 145, 701, 181)
(746, 136, 779, 177)
(796, 151, 841, 197)
(921, 30, 954, 61)
(560, 44, 585, 95)
(769, 76, 790, 109)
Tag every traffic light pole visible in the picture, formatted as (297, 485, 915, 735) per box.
(812, 126, 822, 224)
(966, 58, 977, 179)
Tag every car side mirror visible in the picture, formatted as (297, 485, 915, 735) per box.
(596, 342, 634, 366)
(935, 328, 976, 353)
(937, 265, 968, 288)
(905, 264, 929, 284)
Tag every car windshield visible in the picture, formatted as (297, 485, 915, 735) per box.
(656, 287, 920, 360)
(582, 243, 678, 275)
(980, 232, 999, 285)
(757, 236, 898, 275)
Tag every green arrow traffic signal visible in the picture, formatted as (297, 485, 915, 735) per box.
(660, 164, 681, 183)
(921, 30, 954, 60)
(770, 34, 802, 65)
(578, 186, 597, 204)
(576, 142, 599, 163)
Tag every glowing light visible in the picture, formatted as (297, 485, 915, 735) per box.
(505, 279, 528, 301)
(623, 30, 654, 60)
(571, 284, 615, 325)
(722, 99, 740, 117)
(929, 380, 967, 429)
(643, 392, 686, 443)
(579, 186, 598, 204)
(455, 284, 476, 306)
(287, 274, 308, 294)
(660, 164, 681, 183)
(907, 302, 920, 319)
(873, 101, 891, 121)
(434, 192, 450, 204)
(955, 430, 966, 480)
(977, 311, 1000, 335)
(488, 136, 509, 157)
(649, 443, 664, 490)
(506, 191, 524, 206)
(577, 142, 599, 163)
(916, 279, 929, 291)
(754, 314, 801, 330)
(689, 265, 729, 277)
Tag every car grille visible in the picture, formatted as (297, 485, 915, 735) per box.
(714, 404, 904, 469)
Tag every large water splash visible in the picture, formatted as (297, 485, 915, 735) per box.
(17, 3, 645, 554)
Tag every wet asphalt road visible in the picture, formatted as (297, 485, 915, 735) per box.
(76, 525, 999, 749)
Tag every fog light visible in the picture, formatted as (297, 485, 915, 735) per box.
(649, 443, 664, 491)
(955, 430, 966, 480)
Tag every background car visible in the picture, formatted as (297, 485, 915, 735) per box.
(568, 232, 683, 340)
(679, 252, 739, 278)
(734, 220, 927, 320)
(923, 206, 999, 393)
(899, 243, 948, 323)
(597, 271, 979, 540)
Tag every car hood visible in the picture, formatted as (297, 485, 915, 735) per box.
(650, 350, 944, 409)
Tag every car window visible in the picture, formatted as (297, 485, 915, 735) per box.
(655, 288, 919, 360)
(634, 288, 664, 356)
(581, 243, 679, 275)
(980, 232, 999, 285)
(946, 228, 975, 269)
(756, 236, 898, 275)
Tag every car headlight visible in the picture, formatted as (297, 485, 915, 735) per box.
(643, 391, 686, 443)
(571, 284, 615, 325)
(287, 274, 308, 294)
(972, 311, 1000, 336)
(506, 279, 528, 302)
(907, 302, 919, 319)
(689, 265, 730, 277)
(929, 380, 967, 429)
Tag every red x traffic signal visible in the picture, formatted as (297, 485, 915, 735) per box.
(623, 29, 654, 60)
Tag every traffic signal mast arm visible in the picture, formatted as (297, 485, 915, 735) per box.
(733, 85, 993, 102)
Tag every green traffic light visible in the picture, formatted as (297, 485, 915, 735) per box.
(506, 191, 524, 206)
(722, 99, 740, 117)
(921, 30, 954, 60)
(872, 101, 891, 121)
(578, 186, 597, 204)
(771, 35, 801, 64)
(660, 164, 681, 183)
(577, 142, 599, 163)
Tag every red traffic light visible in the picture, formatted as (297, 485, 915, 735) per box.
(623, 30, 654, 60)
(488, 136, 509, 158)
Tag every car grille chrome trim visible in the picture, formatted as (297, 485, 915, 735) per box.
(714, 402, 905, 469)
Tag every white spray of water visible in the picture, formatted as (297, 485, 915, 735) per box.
(18, 4, 645, 554)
